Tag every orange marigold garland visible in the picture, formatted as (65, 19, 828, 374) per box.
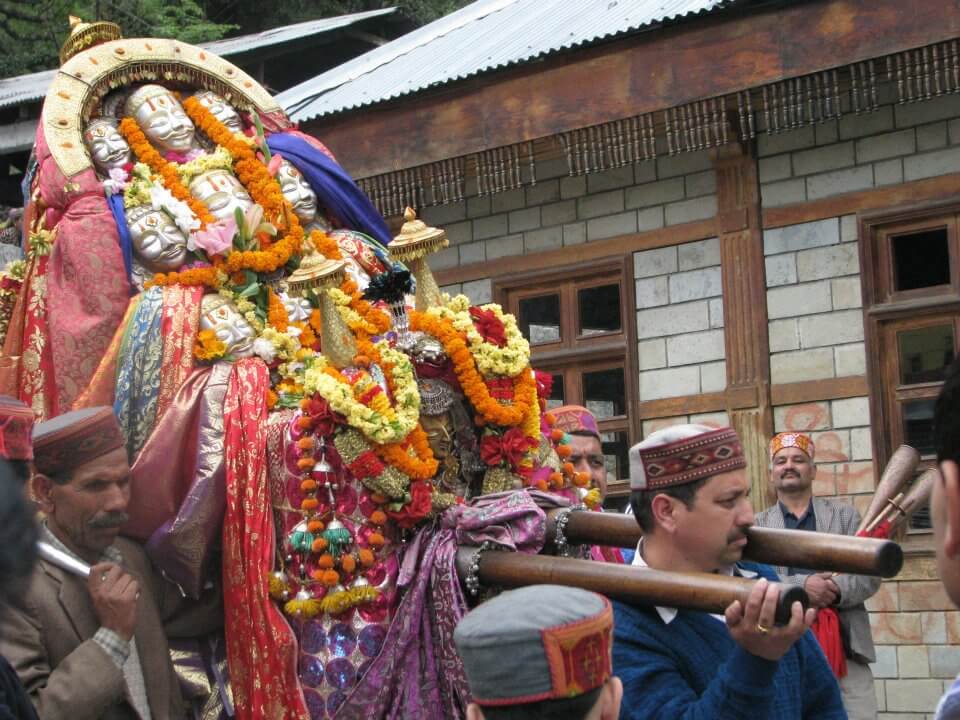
(372, 425, 439, 481)
(267, 287, 289, 331)
(410, 310, 535, 427)
(118, 117, 217, 229)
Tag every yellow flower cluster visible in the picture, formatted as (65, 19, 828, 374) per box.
(426, 295, 530, 378)
(176, 146, 234, 185)
(328, 287, 382, 335)
(260, 326, 301, 362)
(303, 340, 420, 445)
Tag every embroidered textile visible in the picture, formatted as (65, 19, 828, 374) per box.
(635, 427, 745, 490)
(222, 359, 307, 720)
(157, 285, 202, 421)
(770, 432, 815, 460)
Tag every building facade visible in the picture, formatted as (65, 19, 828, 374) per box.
(288, 1, 960, 714)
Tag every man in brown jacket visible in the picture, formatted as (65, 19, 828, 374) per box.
(0, 407, 192, 720)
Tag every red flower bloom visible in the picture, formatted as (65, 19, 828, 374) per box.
(386, 480, 434, 529)
(480, 427, 536, 469)
(348, 451, 385, 479)
(469, 306, 507, 348)
(303, 395, 342, 437)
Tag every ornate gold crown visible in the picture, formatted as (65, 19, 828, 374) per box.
(59, 16, 122, 65)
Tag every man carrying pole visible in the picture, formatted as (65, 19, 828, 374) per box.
(611, 424, 845, 719)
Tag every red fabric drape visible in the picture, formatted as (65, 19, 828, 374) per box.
(222, 358, 307, 719)
(812, 607, 847, 678)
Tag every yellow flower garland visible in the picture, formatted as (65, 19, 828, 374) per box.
(426, 295, 530, 378)
(303, 339, 420, 445)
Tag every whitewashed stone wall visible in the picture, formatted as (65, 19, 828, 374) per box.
(763, 215, 865, 384)
(633, 238, 726, 401)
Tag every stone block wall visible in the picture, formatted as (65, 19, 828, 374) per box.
(633, 238, 726, 400)
(420, 149, 717, 273)
(763, 215, 865, 384)
(759, 92, 960, 208)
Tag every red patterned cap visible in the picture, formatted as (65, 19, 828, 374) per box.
(0, 396, 34, 461)
(33, 407, 125, 477)
(551, 405, 600, 439)
(770, 432, 815, 461)
(454, 585, 613, 706)
(630, 424, 746, 490)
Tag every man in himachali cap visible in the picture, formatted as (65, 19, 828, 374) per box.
(0, 406, 189, 719)
(611, 424, 845, 720)
(755, 430, 881, 719)
(551, 405, 609, 499)
(454, 584, 622, 720)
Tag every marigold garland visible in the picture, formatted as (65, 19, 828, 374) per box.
(372, 425, 439, 481)
(193, 329, 227, 361)
(303, 339, 420, 444)
(267, 288, 289, 332)
(119, 117, 217, 230)
(410, 310, 535, 427)
(148, 265, 223, 290)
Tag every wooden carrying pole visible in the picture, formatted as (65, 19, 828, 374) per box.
(455, 548, 808, 625)
(547, 511, 904, 578)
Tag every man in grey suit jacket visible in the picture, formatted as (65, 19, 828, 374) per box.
(754, 431, 879, 720)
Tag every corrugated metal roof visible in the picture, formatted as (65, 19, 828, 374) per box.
(200, 8, 395, 58)
(279, 0, 738, 122)
(0, 8, 396, 111)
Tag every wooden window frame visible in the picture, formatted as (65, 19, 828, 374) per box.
(495, 257, 639, 497)
(860, 199, 960, 545)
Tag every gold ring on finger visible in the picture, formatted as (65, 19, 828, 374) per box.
(756, 623, 770, 635)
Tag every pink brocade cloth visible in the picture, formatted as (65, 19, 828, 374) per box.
(33, 123, 131, 410)
(335, 490, 553, 719)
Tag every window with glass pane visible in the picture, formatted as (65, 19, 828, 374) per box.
(546, 373, 565, 409)
(892, 227, 951, 291)
(578, 284, 622, 337)
(902, 399, 937, 457)
(582, 367, 626, 419)
(898, 324, 955, 385)
(600, 430, 629, 482)
(518, 294, 561, 345)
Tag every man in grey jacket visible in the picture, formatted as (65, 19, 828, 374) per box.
(754, 431, 879, 720)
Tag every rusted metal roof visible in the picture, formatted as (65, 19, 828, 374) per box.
(279, 0, 739, 122)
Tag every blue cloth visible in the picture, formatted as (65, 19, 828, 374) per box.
(612, 562, 846, 720)
(265, 133, 392, 248)
(114, 287, 164, 457)
(107, 193, 135, 288)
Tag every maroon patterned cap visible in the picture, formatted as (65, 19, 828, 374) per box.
(0, 396, 34, 461)
(630, 424, 746, 490)
(33, 407, 125, 477)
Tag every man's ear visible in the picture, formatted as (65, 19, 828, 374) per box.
(650, 494, 678, 533)
(941, 461, 960, 560)
(31, 473, 55, 515)
(600, 677, 623, 720)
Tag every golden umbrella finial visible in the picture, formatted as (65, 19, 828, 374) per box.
(287, 257, 357, 369)
(388, 207, 448, 311)
(59, 15, 122, 65)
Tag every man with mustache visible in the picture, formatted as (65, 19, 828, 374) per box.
(753, 432, 879, 719)
(0, 407, 187, 719)
(612, 424, 844, 719)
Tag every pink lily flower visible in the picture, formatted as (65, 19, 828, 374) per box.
(190, 218, 237, 256)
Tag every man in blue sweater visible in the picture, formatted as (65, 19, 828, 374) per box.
(611, 424, 846, 719)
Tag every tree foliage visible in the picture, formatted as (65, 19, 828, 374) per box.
(1, 0, 470, 79)
(0, 0, 236, 78)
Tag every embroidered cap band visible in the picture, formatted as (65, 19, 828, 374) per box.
(770, 431, 815, 461)
(551, 405, 600, 439)
(33, 406, 126, 476)
(629, 425, 746, 490)
(454, 584, 613, 706)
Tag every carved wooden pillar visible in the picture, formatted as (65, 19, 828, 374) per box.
(713, 141, 775, 509)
